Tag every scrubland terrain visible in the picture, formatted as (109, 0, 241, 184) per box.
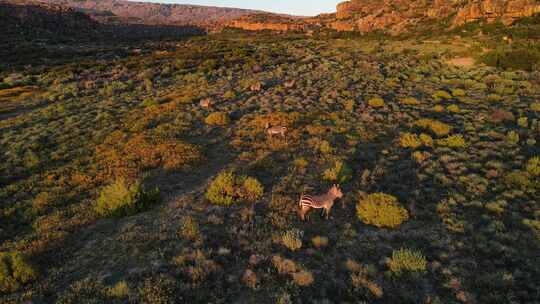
(1, 16, 540, 304)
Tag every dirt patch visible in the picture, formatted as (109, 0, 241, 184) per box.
(446, 57, 475, 67)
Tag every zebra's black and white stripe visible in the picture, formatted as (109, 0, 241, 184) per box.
(298, 185, 343, 221)
(265, 123, 287, 138)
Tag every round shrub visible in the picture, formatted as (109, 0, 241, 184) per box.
(241, 177, 264, 202)
(95, 178, 160, 217)
(400, 97, 420, 105)
(206, 171, 264, 205)
(356, 193, 409, 229)
(281, 229, 303, 251)
(432, 90, 452, 101)
(0, 251, 38, 293)
(415, 119, 451, 137)
(206, 171, 235, 205)
(447, 104, 460, 113)
(526, 157, 540, 176)
(205, 112, 230, 126)
(451, 88, 466, 97)
(368, 97, 385, 108)
(437, 134, 467, 148)
(388, 248, 427, 275)
(323, 161, 353, 183)
(399, 133, 422, 149)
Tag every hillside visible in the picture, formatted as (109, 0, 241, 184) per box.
(47, 0, 262, 30)
(0, 0, 100, 41)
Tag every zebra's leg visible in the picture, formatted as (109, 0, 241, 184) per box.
(299, 205, 309, 221)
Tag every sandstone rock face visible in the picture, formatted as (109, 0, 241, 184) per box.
(454, 0, 540, 25)
(229, 20, 305, 32)
(228, 14, 307, 32)
(332, 0, 540, 34)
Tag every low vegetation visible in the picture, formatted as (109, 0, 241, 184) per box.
(95, 178, 160, 217)
(1, 21, 539, 304)
(388, 248, 427, 275)
(356, 193, 409, 229)
(205, 171, 263, 205)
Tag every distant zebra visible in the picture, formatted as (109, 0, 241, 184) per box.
(265, 122, 287, 138)
(284, 80, 296, 88)
(200, 98, 214, 108)
(299, 185, 343, 221)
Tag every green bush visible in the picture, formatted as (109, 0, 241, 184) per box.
(451, 88, 466, 97)
(356, 193, 409, 229)
(432, 90, 452, 101)
(415, 119, 451, 137)
(526, 157, 540, 176)
(281, 229, 303, 251)
(368, 97, 385, 108)
(504, 170, 533, 191)
(447, 104, 460, 113)
(506, 131, 520, 146)
(206, 171, 264, 205)
(205, 112, 230, 126)
(400, 97, 420, 105)
(323, 161, 353, 183)
(437, 134, 467, 148)
(399, 133, 421, 149)
(95, 178, 160, 217)
(178, 216, 200, 241)
(206, 171, 235, 205)
(388, 248, 427, 275)
(0, 251, 38, 293)
(241, 177, 264, 202)
(479, 48, 540, 71)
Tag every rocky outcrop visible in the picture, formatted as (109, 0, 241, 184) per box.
(228, 14, 307, 32)
(454, 0, 540, 25)
(332, 0, 540, 34)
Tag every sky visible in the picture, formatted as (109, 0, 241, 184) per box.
(130, 0, 342, 16)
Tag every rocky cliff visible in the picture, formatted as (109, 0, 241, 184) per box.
(226, 0, 540, 35)
(227, 13, 307, 32)
(332, 0, 540, 34)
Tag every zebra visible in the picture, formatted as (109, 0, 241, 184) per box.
(265, 122, 287, 138)
(298, 185, 343, 221)
(199, 98, 213, 108)
(284, 80, 296, 88)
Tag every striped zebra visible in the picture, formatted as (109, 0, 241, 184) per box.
(299, 185, 343, 221)
(265, 122, 287, 138)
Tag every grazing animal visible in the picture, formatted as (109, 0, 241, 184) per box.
(284, 80, 296, 88)
(265, 122, 287, 138)
(200, 98, 213, 108)
(250, 82, 263, 92)
(299, 185, 343, 221)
